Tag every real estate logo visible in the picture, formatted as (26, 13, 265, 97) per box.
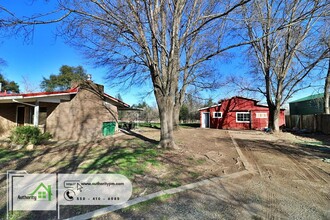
(8, 173, 57, 211)
(29, 182, 53, 201)
(16, 182, 53, 202)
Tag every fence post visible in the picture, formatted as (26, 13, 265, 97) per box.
(321, 114, 323, 132)
(313, 114, 316, 132)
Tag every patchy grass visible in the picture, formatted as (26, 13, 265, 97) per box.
(299, 140, 324, 146)
(158, 180, 182, 188)
(120, 194, 175, 213)
(138, 122, 199, 129)
(8, 211, 28, 220)
(179, 123, 200, 128)
(294, 140, 330, 155)
(188, 171, 201, 179)
(138, 122, 161, 129)
(195, 158, 207, 165)
(300, 144, 330, 154)
(0, 137, 163, 220)
(80, 146, 160, 178)
(77, 138, 159, 176)
(186, 156, 206, 166)
(0, 148, 33, 164)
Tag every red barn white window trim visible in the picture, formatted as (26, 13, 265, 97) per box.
(236, 112, 250, 123)
(213, 112, 222, 118)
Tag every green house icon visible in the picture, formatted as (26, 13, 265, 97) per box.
(29, 182, 53, 201)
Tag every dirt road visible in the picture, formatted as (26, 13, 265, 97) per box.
(230, 130, 330, 219)
(97, 129, 330, 219)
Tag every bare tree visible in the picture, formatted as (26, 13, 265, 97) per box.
(1, 0, 253, 148)
(1, 0, 257, 148)
(240, 0, 330, 132)
(21, 76, 39, 93)
(61, 1, 255, 147)
(321, 23, 330, 113)
(324, 58, 330, 113)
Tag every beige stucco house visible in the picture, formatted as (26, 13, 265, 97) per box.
(0, 81, 130, 141)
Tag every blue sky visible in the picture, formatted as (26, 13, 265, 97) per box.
(0, 2, 228, 106)
(0, 29, 239, 106)
(0, 1, 325, 107)
(0, 1, 157, 105)
(0, 19, 152, 105)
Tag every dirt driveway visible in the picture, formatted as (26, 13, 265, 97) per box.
(1, 128, 329, 219)
(230, 130, 330, 219)
(98, 129, 330, 219)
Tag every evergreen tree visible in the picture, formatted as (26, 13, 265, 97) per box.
(0, 74, 19, 93)
(179, 105, 189, 122)
(40, 65, 88, 92)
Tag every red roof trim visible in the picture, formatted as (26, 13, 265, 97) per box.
(0, 86, 130, 107)
(0, 87, 79, 98)
(22, 87, 79, 97)
(0, 93, 22, 97)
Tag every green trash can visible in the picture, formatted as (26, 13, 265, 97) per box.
(102, 122, 116, 136)
(109, 122, 116, 135)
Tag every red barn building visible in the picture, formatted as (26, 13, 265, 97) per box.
(199, 96, 285, 130)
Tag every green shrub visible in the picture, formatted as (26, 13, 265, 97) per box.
(10, 126, 52, 145)
(40, 132, 52, 142)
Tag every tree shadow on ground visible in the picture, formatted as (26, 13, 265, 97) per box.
(90, 175, 275, 220)
(0, 130, 164, 220)
(120, 129, 159, 145)
(285, 131, 330, 156)
(236, 138, 330, 159)
(0, 140, 98, 219)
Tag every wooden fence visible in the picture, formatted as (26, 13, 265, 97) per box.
(285, 114, 330, 134)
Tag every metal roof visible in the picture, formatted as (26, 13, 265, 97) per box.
(290, 93, 324, 103)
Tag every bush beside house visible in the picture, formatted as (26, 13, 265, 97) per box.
(10, 126, 52, 145)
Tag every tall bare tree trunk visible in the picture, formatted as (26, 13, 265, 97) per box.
(268, 106, 280, 132)
(324, 58, 330, 114)
(173, 67, 189, 130)
(173, 104, 181, 130)
(155, 93, 177, 149)
(173, 88, 187, 130)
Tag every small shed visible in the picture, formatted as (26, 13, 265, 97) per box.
(199, 96, 285, 130)
(289, 93, 324, 115)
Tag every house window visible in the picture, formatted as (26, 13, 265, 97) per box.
(256, 112, 267, 118)
(38, 191, 47, 199)
(236, 112, 250, 123)
(213, 112, 222, 118)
